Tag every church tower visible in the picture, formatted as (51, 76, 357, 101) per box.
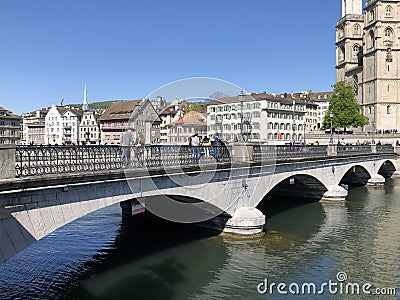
(336, 0, 400, 132)
(362, 0, 400, 132)
(336, 0, 364, 84)
(342, 0, 362, 16)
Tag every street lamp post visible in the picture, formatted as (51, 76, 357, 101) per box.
(239, 90, 245, 142)
(371, 121, 375, 145)
(292, 99, 296, 146)
(329, 112, 334, 144)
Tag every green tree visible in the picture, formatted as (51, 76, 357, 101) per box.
(179, 99, 188, 114)
(187, 103, 204, 113)
(322, 81, 368, 132)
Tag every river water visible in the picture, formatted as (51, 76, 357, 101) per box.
(1, 179, 400, 299)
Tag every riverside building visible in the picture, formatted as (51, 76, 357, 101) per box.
(207, 93, 309, 145)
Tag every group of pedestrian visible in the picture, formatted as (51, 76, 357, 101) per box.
(376, 129, 398, 134)
(120, 128, 145, 167)
(188, 133, 225, 162)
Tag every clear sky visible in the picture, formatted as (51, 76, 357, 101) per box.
(0, 0, 358, 114)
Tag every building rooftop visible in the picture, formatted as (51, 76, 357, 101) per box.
(0, 106, 21, 119)
(169, 111, 207, 127)
(98, 100, 142, 121)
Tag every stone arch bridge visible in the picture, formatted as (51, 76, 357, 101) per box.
(0, 144, 397, 265)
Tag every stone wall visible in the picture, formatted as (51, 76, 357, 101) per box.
(0, 146, 15, 180)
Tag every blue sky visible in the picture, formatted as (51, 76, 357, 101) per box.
(0, 0, 353, 114)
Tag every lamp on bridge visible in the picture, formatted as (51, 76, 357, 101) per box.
(371, 121, 375, 145)
(329, 111, 334, 144)
(292, 99, 296, 146)
(239, 90, 245, 142)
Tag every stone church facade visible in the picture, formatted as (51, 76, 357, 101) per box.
(336, 0, 400, 132)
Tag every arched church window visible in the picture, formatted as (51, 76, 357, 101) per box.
(367, 31, 375, 49)
(369, 10, 374, 22)
(338, 26, 344, 38)
(353, 75, 359, 96)
(387, 106, 391, 114)
(352, 44, 360, 59)
(368, 107, 372, 114)
(353, 24, 361, 35)
(384, 27, 394, 42)
(339, 46, 345, 62)
(386, 6, 392, 17)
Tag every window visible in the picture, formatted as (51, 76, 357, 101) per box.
(353, 24, 361, 35)
(367, 31, 375, 49)
(386, 5, 392, 17)
(368, 107, 372, 114)
(384, 27, 394, 42)
(387, 106, 391, 114)
(339, 46, 345, 62)
(338, 26, 344, 38)
(369, 10, 374, 22)
(352, 44, 360, 60)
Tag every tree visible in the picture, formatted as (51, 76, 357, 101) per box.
(187, 103, 204, 113)
(209, 91, 229, 100)
(322, 81, 368, 132)
(179, 99, 188, 114)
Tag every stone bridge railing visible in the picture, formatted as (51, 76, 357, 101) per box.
(0, 144, 396, 180)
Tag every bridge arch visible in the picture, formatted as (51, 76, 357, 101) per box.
(378, 160, 396, 178)
(339, 165, 371, 187)
(259, 174, 328, 203)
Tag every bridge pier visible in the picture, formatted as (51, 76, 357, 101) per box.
(367, 174, 385, 186)
(321, 185, 348, 202)
(223, 207, 265, 236)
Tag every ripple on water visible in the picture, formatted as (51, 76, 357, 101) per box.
(1, 180, 400, 300)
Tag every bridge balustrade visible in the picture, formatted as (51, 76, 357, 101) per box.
(14, 145, 231, 178)
(337, 145, 372, 155)
(13, 144, 396, 178)
(376, 144, 395, 154)
(252, 145, 328, 161)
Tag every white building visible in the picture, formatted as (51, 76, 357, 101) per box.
(62, 109, 82, 144)
(45, 105, 82, 144)
(79, 111, 101, 144)
(207, 93, 307, 144)
(309, 92, 332, 129)
(45, 105, 65, 144)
